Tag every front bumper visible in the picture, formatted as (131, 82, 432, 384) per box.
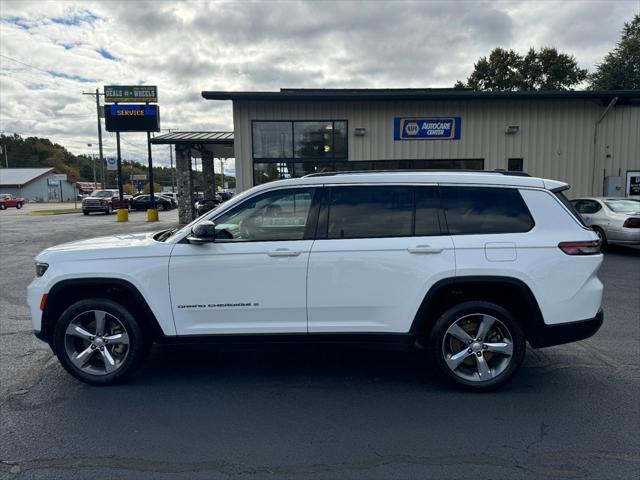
(529, 309, 603, 348)
(82, 203, 108, 212)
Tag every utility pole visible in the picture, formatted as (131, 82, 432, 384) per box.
(82, 89, 105, 187)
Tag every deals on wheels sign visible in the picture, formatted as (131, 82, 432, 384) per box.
(104, 85, 158, 103)
(394, 117, 461, 140)
(105, 104, 160, 132)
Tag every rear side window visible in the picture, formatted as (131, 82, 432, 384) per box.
(415, 186, 442, 236)
(440, 186, 534, 234)
(556, 191, 588, 227)
(327, 186, 413, 239)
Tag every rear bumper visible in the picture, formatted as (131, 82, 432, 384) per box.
(529, 309, 603, 348)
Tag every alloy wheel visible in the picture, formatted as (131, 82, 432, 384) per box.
(64, 310, 130, 376)
(442, 313, 514, 382)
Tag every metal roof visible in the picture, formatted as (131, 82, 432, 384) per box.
(202, 88, 640, 103)
(0, 168, 56, 187)
(150, 131, 234, 145)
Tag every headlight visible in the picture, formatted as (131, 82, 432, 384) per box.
(35, 262, 49, 277)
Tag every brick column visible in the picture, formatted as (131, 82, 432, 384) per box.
(175, 145, 195, 225)
(201, 151, 216, 200)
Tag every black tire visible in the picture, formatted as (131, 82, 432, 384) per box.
(427, 301, 526, 392)
(106, 204, 113, 215)
(159, 202, 167, 211)
(592, 226, 608, 252)
(16, 202, 23, 209)
(83, 210, 89, 216)
(53, 298, 150, 385)
(0, 203, 6, 210)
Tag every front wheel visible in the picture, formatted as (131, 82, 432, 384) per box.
(428, 301, 526, 391)
(53, 298, 149, 385)
(16, 202, 23, 209)
(105, 204, 113, 215)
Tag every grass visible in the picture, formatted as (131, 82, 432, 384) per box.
(30, 208, 83, 216)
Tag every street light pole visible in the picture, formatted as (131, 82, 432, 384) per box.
(88, 143, 96, 187)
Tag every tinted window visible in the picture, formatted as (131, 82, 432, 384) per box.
(327, 186, 413, 239)
(508, 158, 524, 172)
(440, 186, 534, 234)
(415, 187, 442, 236)
(213, 188, 315, 242)
(252, 122, 293, 159)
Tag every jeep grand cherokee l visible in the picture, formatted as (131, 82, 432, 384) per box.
(28, 171, 603, 391)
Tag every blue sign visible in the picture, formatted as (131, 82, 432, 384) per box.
(394, 117, 461, 140)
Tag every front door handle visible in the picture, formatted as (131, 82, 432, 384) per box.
(408, 245, 443, 254)
(268, 249, 301, 257)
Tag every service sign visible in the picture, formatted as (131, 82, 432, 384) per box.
(106, 157, 117, 171)
(105, 104, 160, 132)
(104, 85, 158, 103)
(394, 117, 461, 140)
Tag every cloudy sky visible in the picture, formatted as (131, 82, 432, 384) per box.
(0, 0, 638, 174)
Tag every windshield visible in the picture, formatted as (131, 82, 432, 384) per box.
(604, 199, 640, 213)
(90, 190, 114, 198)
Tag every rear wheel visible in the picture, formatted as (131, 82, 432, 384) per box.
(592, 226, 608, 252)
(53, 298, 149, 385)
(0, 203, 6, 210)
(428, 301, 526, 391)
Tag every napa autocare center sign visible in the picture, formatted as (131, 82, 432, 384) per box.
(394, 117, 461, 140)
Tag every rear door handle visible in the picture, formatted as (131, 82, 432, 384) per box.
(408, 245, 443, 254)
(268, 249, 301, 257)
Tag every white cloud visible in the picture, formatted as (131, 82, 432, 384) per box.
(0, 0, 637, 175)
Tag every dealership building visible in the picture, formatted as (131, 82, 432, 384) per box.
(201, 88, 639, 198)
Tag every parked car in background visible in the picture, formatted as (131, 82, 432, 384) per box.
(571, 197, 640, 249)
(161, 192, 177, 202)
(82, 190, 131, 215)
(131, 194, 175, 211)
(195, 198, 220, 216)
(218, 191, 234, 202)
(0, 193, 25, 210)
(157, 194, 177, 208)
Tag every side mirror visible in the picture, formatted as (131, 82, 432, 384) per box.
(187, 220, 216, 244)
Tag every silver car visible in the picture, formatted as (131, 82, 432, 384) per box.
(571, 197, 640, 249)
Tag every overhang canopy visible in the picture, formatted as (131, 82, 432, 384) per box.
(150, 131, 234, 158)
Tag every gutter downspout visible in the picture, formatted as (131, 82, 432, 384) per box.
(591, 97, 618, 195)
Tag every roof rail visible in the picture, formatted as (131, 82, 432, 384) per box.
(302, 169, 531, 178)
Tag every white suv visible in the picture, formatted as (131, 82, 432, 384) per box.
(28, 171, 604, 391)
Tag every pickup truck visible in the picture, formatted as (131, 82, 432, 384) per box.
(81, 190, 132, 215)
(0, 193, 25, 210)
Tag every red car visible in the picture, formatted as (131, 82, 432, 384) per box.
(0, 194, 25, 210)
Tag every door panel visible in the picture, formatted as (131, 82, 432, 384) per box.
(169, 240, 312, 335)
(307, 236, 455, 332)
(169, 186, 318, 335)
(307, 185, 455, 333)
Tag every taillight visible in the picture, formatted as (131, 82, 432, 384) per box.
(623, 218, 640, 228)
(558, 241, 601, 255)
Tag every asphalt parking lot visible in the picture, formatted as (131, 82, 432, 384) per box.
(1, 210, 639, 479)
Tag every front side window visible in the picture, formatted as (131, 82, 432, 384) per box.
(440, 186, 534, 234)
(213, 188, 315, 242)
(327, 186, 413, 239)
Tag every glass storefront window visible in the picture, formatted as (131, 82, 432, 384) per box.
(294, 121, 334, 159)
(252, 120, 348, 161)
(252, 122, 293, 159)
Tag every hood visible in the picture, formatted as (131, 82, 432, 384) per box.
(36, 231, 171, 263)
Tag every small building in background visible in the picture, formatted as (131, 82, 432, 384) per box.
(0, 168, 76, 201)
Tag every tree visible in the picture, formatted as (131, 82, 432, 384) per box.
(590, 14, 640, 90)
(459, 47, 587, 91)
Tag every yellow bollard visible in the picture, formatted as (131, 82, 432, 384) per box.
(147, 209, 159, 222)
(116, 209, 129, 222)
